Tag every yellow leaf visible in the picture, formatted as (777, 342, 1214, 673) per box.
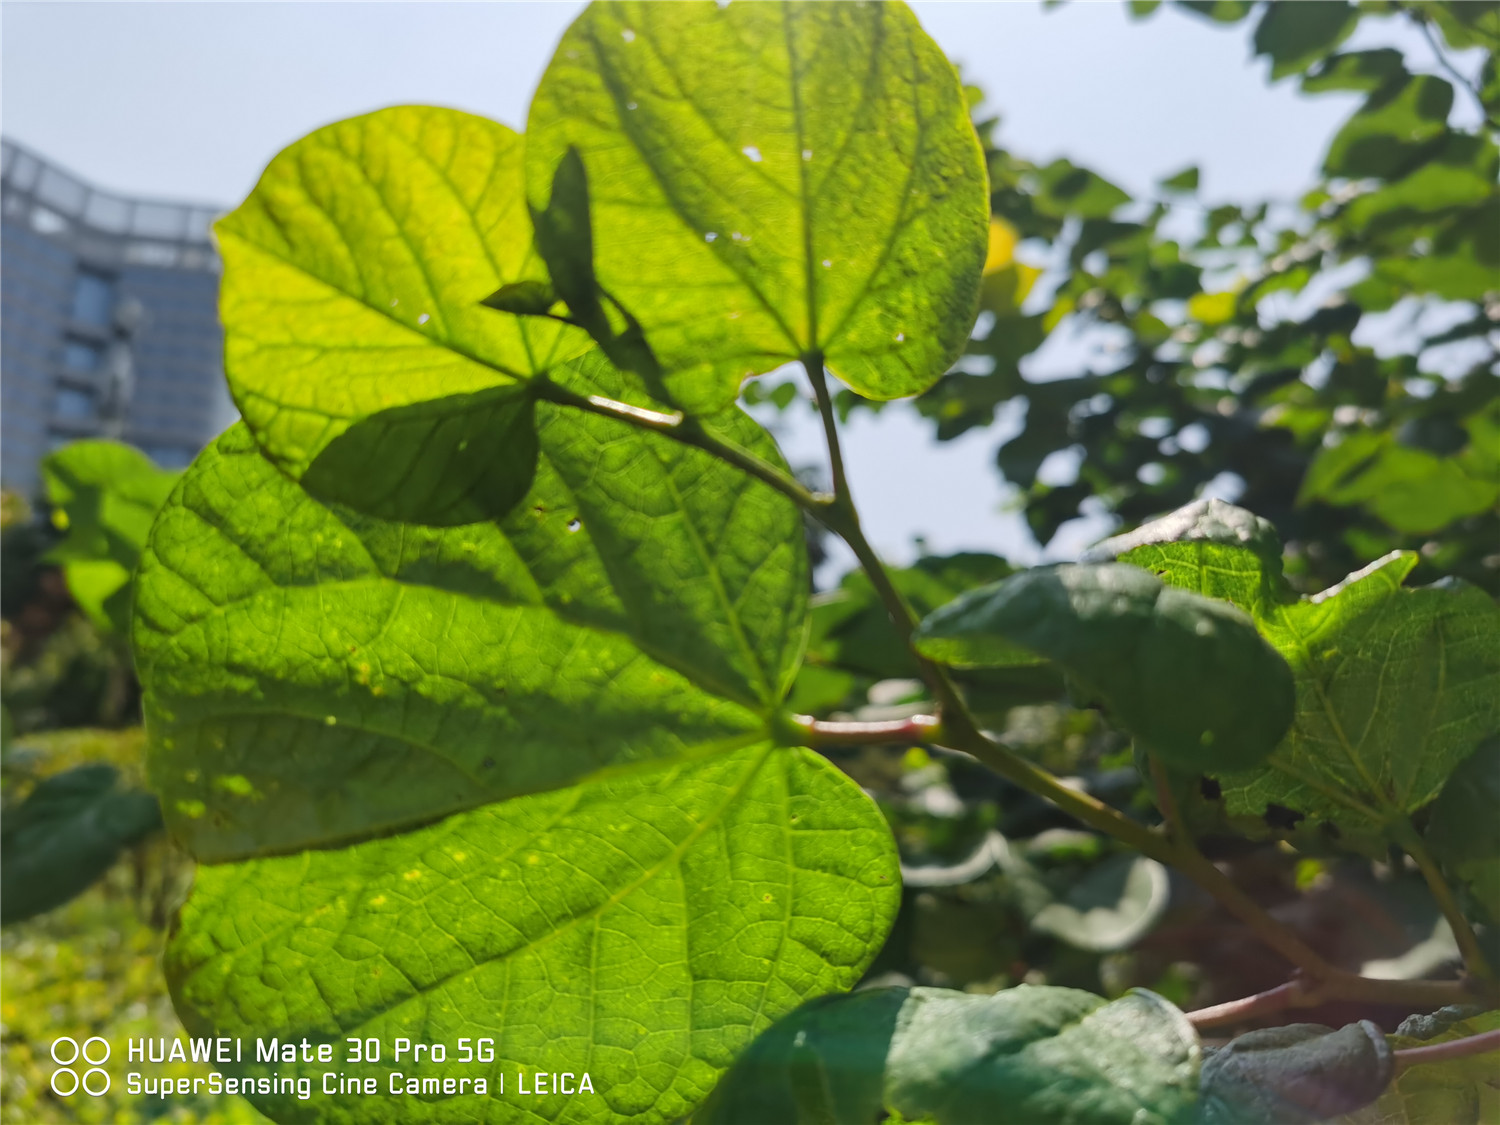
(1188, 289, 1237, 326)
(984, 217, 1020, 275)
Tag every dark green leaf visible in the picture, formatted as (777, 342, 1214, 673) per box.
(479, 278, 559, 316)
(1, 764, 162, 924)
(1034, 159, 1132, 219)
(1198, 1021, 1393, 1124)
(1324, 76, 1453, 180)
(1100, 502, 1500, 836)
(1174, 0, 1256, 24)
(914, 563, 1295, 771)
(697, 984, 1200, 1125)
(525, 0, 990, 410)
(1252, 1, 1357, 81)
(168, 744, 899, 1125)
(133, 356, 808, 861)
(1302, 49, 1407, 94)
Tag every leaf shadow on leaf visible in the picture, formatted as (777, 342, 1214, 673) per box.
(300, 384, 539, 526)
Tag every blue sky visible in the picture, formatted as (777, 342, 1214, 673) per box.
(1, 2, 1435, 572)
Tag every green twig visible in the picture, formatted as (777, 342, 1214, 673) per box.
(534, 379, 822, 513)
(1394, 820, 1497, 989)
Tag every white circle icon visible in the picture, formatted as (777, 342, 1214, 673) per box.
(50, 1037, 80, 1065)
(50, 1036, 110, 1095)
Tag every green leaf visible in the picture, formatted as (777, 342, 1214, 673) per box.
(215, 105, 589, 522)
(1302, 49, 1407, 95)
(41, 440, 179, 633)
(1033, 159, 1132, 219)
(133, 356, 808, 861)
(696, 984, 1200, 1125)
(1337, 1010, 1500, 1125)
(1324, 76, 1453, 180)
(1174, 0, 1255, 24)
(1099, 502, 1500, 837)
(167, 744, 899, 1125)
(480, 279, 559, 317)
(1425, 735, 1500, 923)
(1159, 166, 1200, 193)
(913, 563, 1295, 772)
(1299, 430, 1500, 536)
(1252, 0, 1357, 81)
(1198, 1021, 1393, 1124)
(525, 0, 989, 411)
(1, 763, 162, 924)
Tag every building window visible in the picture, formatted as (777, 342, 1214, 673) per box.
(71, 269, 115, 327)
(52, 387, 96, 421)
(62, 340, 103, 371)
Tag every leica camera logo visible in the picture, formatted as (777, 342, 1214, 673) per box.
(50, 1036, 111, 1096)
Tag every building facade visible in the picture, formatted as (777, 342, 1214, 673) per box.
(1, 138, 235, 495)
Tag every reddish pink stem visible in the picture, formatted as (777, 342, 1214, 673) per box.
(796, 714, 942, 747)
(1394, 1028, 1500, 1071)
(1187, 980, 1311, 1029)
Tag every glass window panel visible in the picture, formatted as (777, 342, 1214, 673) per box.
(71, 271, 114, 326)
(52, 387, 96, 421)
(63, 341, 103, 371)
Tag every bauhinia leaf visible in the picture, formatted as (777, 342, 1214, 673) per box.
(1197, 1021, 1393, 1124)
(695, 984, 1200, 1125)
(132, 356, 807, 861)
(215, 105, 589, 523)
(0, 763, 162, 924)
(40, 440, 178, 633)
(1096, 501, 1500, 837)
(167, 744, 899, 1125)
(525, 0, 989, 411)
(912, 563, 1295, 771)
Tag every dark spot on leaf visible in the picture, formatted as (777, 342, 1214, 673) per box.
(1321, 821, 1341, 840)
(482, 758, 495, 769)
(1199, 776, 1222, 801)
(1263, 803, 1305, 830)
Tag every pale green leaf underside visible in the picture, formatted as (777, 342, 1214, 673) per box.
(217, 105, 588, 482)
(41, 439, 180, 633)
(526, 0, 988, 411)
(696, 984, 1199, 1125)
(167, 745, 900, 1125)
(134, 364, 807, 861)
(1110, 503, 1500, 833)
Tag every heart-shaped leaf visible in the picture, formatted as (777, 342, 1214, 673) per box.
(132, 356, 807, 861)
(168, 745, 899, 1125)
(215, 105, 590, 523)
(525, 0, 989, 411)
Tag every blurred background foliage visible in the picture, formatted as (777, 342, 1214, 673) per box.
(2, 1, 1496, 1121)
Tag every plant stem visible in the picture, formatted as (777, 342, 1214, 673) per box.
(1394, 820, 1497, 988)
(1188, 975, 1476, 1030)
(534, 380, 822, 512)
(795, 714, 943, 747)
(1149, 751, 1186, 845)
(1393, 1027, 1500, 1071)
(1187, 980, 1309, 1029)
